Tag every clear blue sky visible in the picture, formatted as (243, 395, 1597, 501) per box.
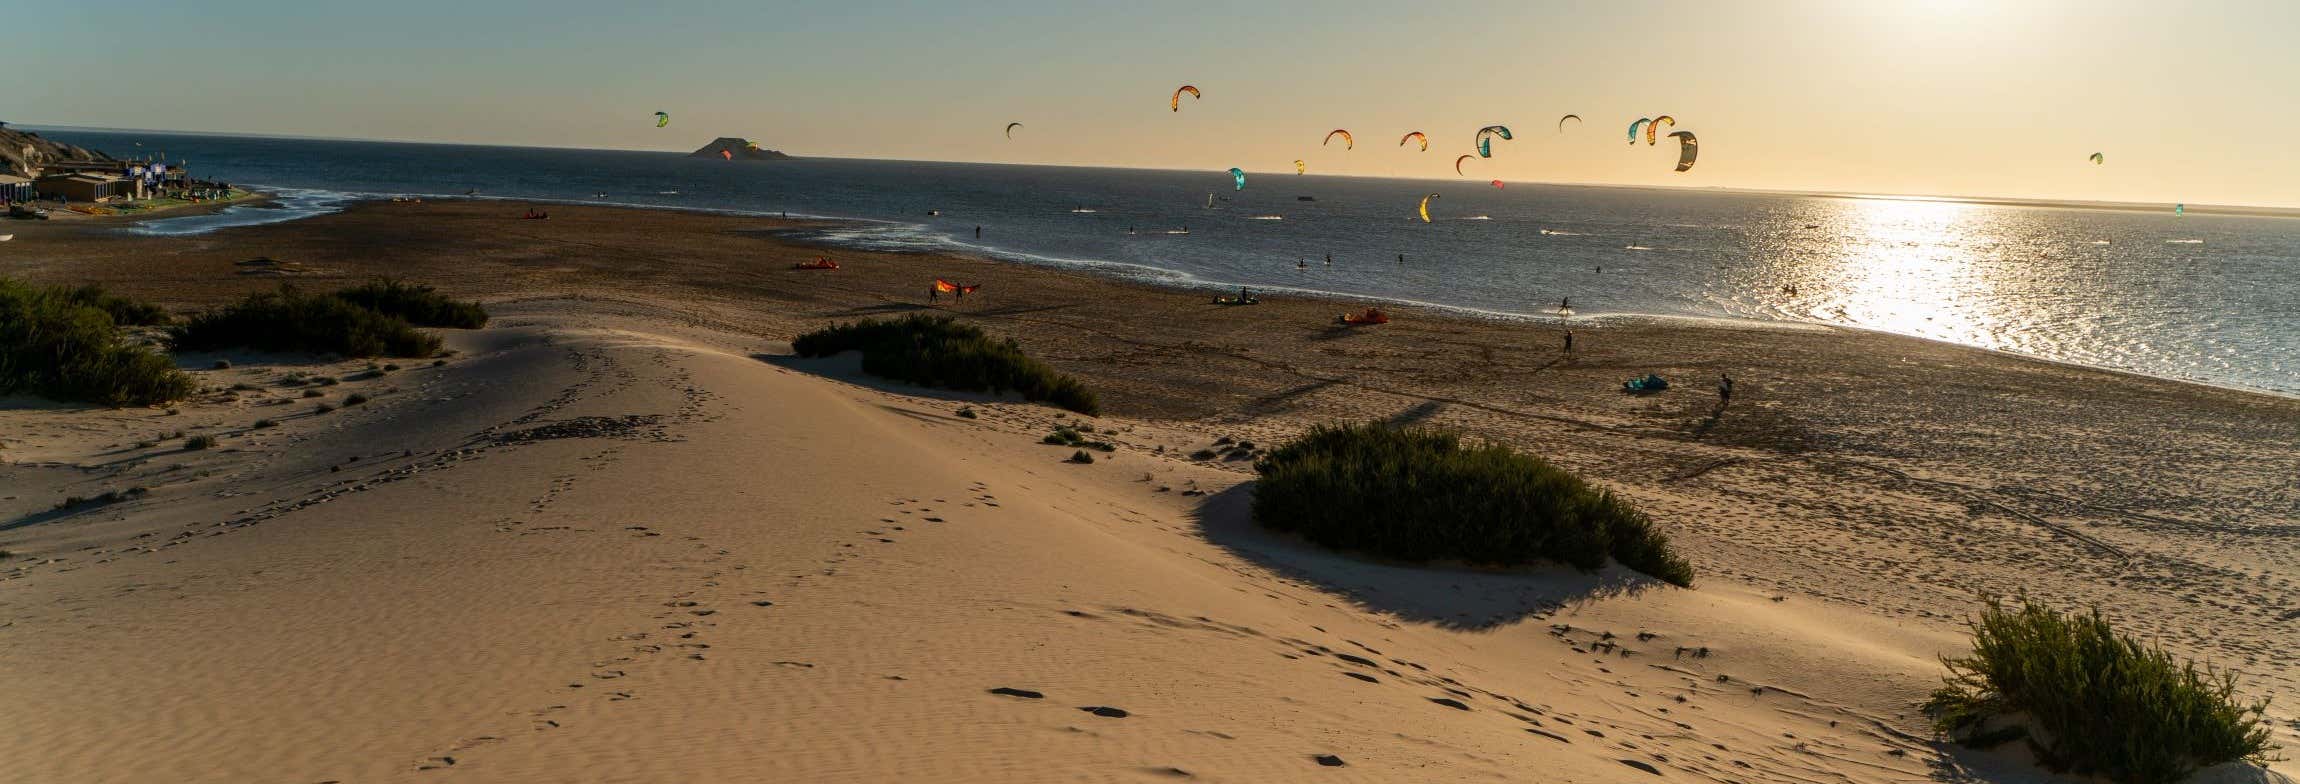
(14, 0, 2298, 206)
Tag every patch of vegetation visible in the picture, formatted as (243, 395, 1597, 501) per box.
(1189, 448, 1219, 461)
(0, 278, 196, 406)
(331, 278, 489, 328)
(53, 284, 171, 326)
(955, 407, 977, 419)
(1068, 449, 1095, 464)
(1925, 597, 2274, 783)
(314, 402, 336, 413)
(174, 285, 441, 358)
(344, 393, 369, 406)
(1041, 426, 1115, 452)
(184, 434, 217, 450)
(1250, 423, 1694, 587)
(302, 389, 324, 398)
(792, 315, 1098, 415)
(253, 418, 277, 429)
(54, 486, 149, 511)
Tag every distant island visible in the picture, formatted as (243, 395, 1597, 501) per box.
(688, 138, 792, 161)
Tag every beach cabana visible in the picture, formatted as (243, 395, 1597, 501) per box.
(36, 173, 128, 203)
(0, 174, 31, 203)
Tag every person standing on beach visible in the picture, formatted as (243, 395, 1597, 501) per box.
(1563, 329, 1574, 352)
(1718, 373, 1734, 404)
(928, 284, 940, 304)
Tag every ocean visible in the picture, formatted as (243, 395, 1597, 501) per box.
(30, 128, 2300, 396)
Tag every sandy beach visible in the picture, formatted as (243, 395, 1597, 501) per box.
(4, 200, 2296, 782)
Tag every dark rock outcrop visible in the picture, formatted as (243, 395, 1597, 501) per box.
(687, 138, 793, 161)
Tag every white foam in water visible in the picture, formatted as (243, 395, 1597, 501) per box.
(123, 188, 357, 236)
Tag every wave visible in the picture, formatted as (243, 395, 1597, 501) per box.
(122, 188, 359, 236)
(2166, 239, 2204, 244)
(1247, 215, 1284, 221)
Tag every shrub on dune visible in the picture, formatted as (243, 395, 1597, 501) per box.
(0, 278, 194, 406)
(174, 285, 441, 358)
(331, 278, 488, 328)
(1249, 422, 1693, 587)
(1925, 597, 2274, 783)
(54, 284, 172, 326)
(793, 315, 1099, 415)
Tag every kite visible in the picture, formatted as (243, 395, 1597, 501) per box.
(1325, 129, 1354, 149)
(1557, 114, 1581, 132)
(1454, 154, 1473, 176)
(2175, 203, 2185, 216)
(1491, 179, 1504, 189)
(1399, 131, 1428, 151)
(1476, 125, 1512, 158)
(934, 279, 959, 293)
(1229, 167, 1247, 190)
(959, 283, 982, 294)
(1171, 85, 1201, 112)
(1294, 159, 1305, 175)
(1667, 131, 1697, 172)
(654, 111, 669, 128)
(1418, 193, 1439, 223)
(721, 149, 733, 161)
(2089, 152, 2105, 165)
(1647, 115, 1675, 145)
(1627, 118, 1650, 145)
(1005, 122, 1023, 139)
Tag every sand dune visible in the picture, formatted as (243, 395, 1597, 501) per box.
(6, 201, 2296, 781)
(0, 303, 2049, 782)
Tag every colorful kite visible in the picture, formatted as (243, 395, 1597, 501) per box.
(1668, 131, 1698, 172)
(1229, 167, 1247, 190)
(1171, 85, 1201, 112)
(1418, 193, 1440, 223)
(1294, 159, 1305, 175)
(654, 111, 670, 128)
(1557, 114, 1581, 132)
(1005, 122, 1023, 139)
(1324, 129, 1354, 149)
(1454, 154, 1473, 176)
(1399, 131, 1428, 151)
(1627, 118, 1650, 145)
(1647, 115, 1675, 145)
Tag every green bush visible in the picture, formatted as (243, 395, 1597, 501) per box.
(1250, 423, 1693, 586)
(174, 285, 441, 358)
(332, 278, 488, 328)
(55, 284, 171, 326)
(793, 315, 1099, 414)
(0, 278, 195, 406)
(1925, 597, 2274, 783)
(184, 434, 217, 450)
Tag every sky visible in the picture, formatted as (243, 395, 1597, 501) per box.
(13, 0, 2299, 207)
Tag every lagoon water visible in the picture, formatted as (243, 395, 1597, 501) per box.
(38, 127, 2300, 395)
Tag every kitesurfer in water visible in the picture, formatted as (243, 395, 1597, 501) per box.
(975, 226, 982, 239)
(1324, 253, 1333, 267)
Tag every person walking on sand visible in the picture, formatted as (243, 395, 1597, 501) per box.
(929, 284, 940, 305)
(1563, 329, 1574, 352)
(1718, 373, 1734, 405)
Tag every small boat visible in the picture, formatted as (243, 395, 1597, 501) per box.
(793, 258, 840, 270)
(1337, 308, 1390, 325)
(0, 234, 13, 242)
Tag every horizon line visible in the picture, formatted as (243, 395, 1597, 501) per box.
(18, 122, 2294, 218)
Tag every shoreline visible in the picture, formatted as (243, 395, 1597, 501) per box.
(117, 193, 2300, 401)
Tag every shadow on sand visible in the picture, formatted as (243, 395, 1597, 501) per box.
(1192, 483, 1660, 631)
(753, 352, 1025, 409)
